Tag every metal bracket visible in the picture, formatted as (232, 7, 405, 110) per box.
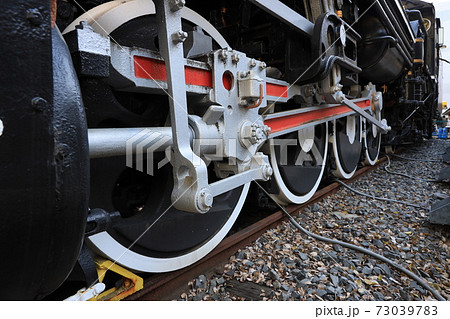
(90, 258, 144, 301)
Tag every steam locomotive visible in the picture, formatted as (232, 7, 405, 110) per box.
(0, 0, 442, 299)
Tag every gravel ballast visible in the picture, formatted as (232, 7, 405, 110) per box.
(178, 139, 450, 301)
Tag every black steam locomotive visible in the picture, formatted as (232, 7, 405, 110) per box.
(0, 0, 442, 300)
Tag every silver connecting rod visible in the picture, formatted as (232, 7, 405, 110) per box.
(341, 98, 391, 133)
(88, 127, 175, 158)
(248, 0, 314, 37)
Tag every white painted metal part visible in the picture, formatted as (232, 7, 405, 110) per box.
(298, 126, 315, 153)
(64, 283, 106, 301)
(63, 0, 229, 49)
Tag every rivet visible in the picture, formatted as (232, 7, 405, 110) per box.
(26, 8, 43, 26)
(170, 0, 185, 11)
(31, 97, 48, 112)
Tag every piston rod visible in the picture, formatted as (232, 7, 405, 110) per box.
(89, 127, 176, 158)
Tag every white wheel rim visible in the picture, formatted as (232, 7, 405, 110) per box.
(364, 92, 383, 166)
(270, 125, 328, 205)
(331, 116, 362, 179)
(87, 183, 250, 272)
(63, 0, 229, 49)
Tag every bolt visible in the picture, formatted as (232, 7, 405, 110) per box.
(239, 71, 250, 79)
(306, 86, 316, 97)
(262, 165, 273, 180)
(240, 122, 268, 146)
(249, 59, 257, 68)
(0, 119, 3, 137)
(76, 21, 93, 31)
(27, 8, 43, 26)
(31, 97, 48, 112)
(259, 62, 267, 70)
(334, 91, 345, 103)
(197, 189, 213, 212)
(170, 0, 185, 11)
(219, 49, 228, 62)
(172, 31, 188, 44)
(123, 279, 131, 288)
(333, 83, 343, 93)
(239, 100, 249, 107)
(231, 53, 240, 64)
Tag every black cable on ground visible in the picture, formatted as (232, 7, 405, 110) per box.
(384, 155, 438, 183)
(334, 179, 425, 209)
(388, 154, 442, 162)
(254, 181, 446, 301)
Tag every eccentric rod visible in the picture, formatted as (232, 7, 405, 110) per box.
(341, 98, 391, 133)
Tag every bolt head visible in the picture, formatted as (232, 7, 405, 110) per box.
(249, 59, 257, 68)
(170, 0, 185, 11)
(219, 49, 229, 62)
(259, 62, 267, 70)
(172, 31, 188, 43)
(263, 165, 273, 180)
(239, 100, 248, 107)
(197, 189, 213, 212)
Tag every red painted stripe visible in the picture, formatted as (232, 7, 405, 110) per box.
(265, 100, 370, 134)
(266, 83, 288, 98)
(134, 56, 167, 81)
(185, 66, 213, 87)
(134, 56, 213, 87)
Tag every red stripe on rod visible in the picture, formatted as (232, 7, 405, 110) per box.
(185, 66, 213, 87)
(265, 100, 371, 134)
(266, 83, 288, 98)
(134, 56, 213, 87)
(134, 56, 168, 81)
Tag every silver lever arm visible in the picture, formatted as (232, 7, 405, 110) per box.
(155, 0, 212, 213)
(341, 98, 391, 133)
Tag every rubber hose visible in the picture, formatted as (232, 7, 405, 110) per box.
(254, 181, 446, 301)
(334, 179, 424, 209)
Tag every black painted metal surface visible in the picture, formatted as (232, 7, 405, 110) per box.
(0, 1, 88, 300)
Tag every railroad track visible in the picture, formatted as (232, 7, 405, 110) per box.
(126, 157, 387, 301)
